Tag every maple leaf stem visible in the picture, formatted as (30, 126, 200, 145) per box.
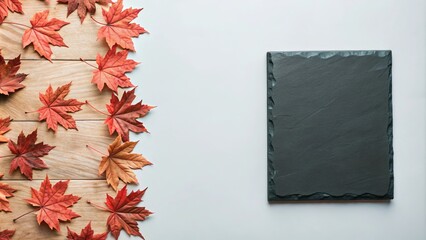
(13, 210, 36, 222)
(86, 145, 107, 156)
(90, 15, 106, 26)
(85, 101, 108, 116)
(2, 21, 31, 28)
(79, 58, 97, 69)
(87, 200, 109, 211)
(0, 155, 14, 158)
(24, 110, 38, 114)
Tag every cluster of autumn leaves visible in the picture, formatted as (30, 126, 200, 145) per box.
(0, 0, 154, 239)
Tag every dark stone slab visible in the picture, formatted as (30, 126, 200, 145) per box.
(267, 51, 393, 201)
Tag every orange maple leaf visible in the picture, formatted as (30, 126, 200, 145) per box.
(8, 129, 55, 180)
(95, 0, 147, 51)
(89, 185, 152, 239)
(22, 10, 69, 61)
(0, 53, 27, 95)
(0, 117, 11, 143)
(82, 45, 138, 92)
(0, 174, 16, 212)
(0, 229, 15, 240)
(36, 82, 84, 132)
(58, 0, 111, 23)
(0, 0, 23, 23)
(94, 136, 152, 191)
(26, 175, 80, 231)
(67, 222, 107, 240)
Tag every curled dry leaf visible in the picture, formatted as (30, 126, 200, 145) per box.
(0, 229, 15, 240)
(26, 175, 80, 231)
(0, 53, 27, 95)
(67, 222, 107, 240)
(0, 0, 23, 23)
(83, 44, 139, 92)
(8, 129, 55, 180)
(0, 174, 16, 212)
(96, 0, 147, 50)
(97, 136, 151, 191)
(58, 0, 111, 23)
(22, 10, 69, 61)
(89, 185, 152, 239)
(36, 82, 84, 132)
(0, 117, 11, 143)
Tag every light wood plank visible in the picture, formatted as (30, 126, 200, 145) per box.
(0, 180, 118, 239)
(0, 60, 126, 121)
(0, 1, 109, 60)
(0, 121, 116, 180)
(0, 2, 152, 239)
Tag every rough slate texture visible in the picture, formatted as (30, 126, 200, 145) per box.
(267, 51, 393, 201)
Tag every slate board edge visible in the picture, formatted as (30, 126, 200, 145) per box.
(266, 50, 394, 201)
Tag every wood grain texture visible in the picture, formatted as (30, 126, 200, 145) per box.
(0, 1, 151, 237)
(0, 60, 126, 121)
(0, 121, 116, 180)
(0, 0, 109, 60)
(0, 180, 117, 239)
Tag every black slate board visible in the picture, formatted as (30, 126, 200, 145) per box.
(267, 51, 393, 201)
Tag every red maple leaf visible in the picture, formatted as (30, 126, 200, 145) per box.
(83, 45, 138, 92)
(0, 174, 16, 212)
(58, 0, 111, 23)
(22, 10, 69, 61)
(0, 117, 12, 143)
(36, 82, 84, 132)
(26, 175, 80, 231)
(0, 229, 15, 240)
(105, 88, 153, 142)
(8, 129, 55, 180)
(89, 185, 152, 239)
(0, 0, 23, 23)
(67, 222, 107, 240)
(95, 0, 147, 51)
(0, 53, 27, 95)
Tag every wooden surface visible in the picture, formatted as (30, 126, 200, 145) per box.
(0, 180, 115, 239)
(0, 60, 123, 120)
(0, 1, 128, 239)
(0, 0, 109, 60)
(0, 121, 112, 180)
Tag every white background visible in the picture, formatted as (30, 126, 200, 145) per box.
(126, 0, 426, 239)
